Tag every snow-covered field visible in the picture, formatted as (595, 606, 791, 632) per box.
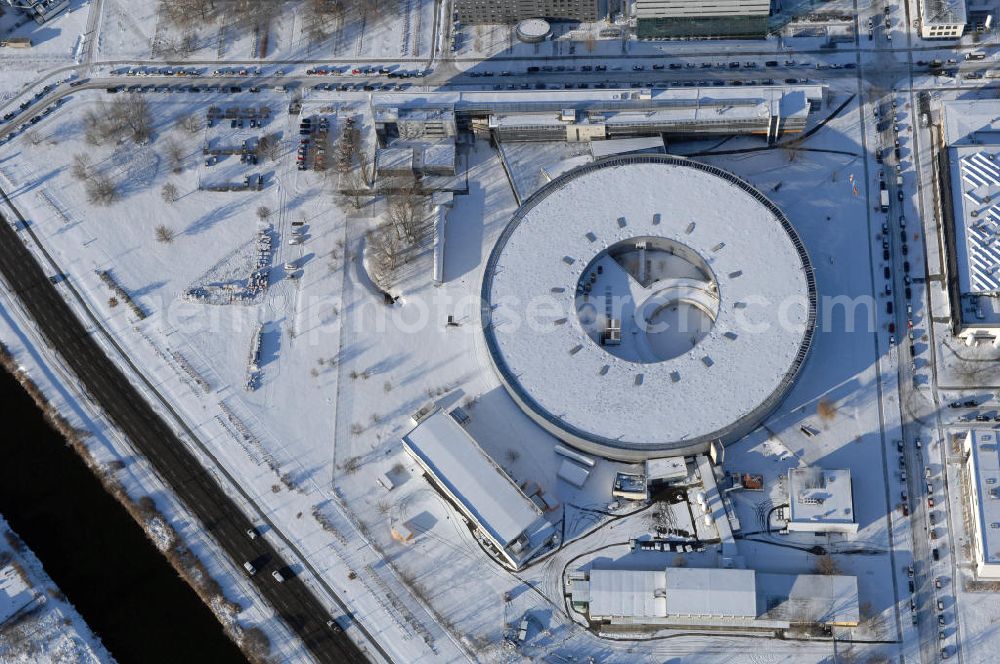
(0, 72, 920, 662)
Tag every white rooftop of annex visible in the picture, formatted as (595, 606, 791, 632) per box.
(401, 410, 554, 562)
(964, 430, 1000, 574)
(481, 155, 815, 460)
(757, 573, 860, 626)
(786, 468, 858, 533)
(587, 567, 756, 621)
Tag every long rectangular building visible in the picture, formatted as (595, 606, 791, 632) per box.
(963, 430, 1000, 579)
(635, 0, 771, 39)
(402, 409, 556, 569)
(939, 101, 1000, 344)
(570, 565, 859, 628)
(455, 0, 598, 25)
(374, 86, 824, 146)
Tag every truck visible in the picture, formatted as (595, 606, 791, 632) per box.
(880, 184, 890, 212)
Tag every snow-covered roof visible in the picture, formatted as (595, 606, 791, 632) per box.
(590, 136, 665, 159)
(966, 430, 1000, 568)
(645, 456, 687, 482)
(920, 0, 967, 25)
(941, 102, 1000, 300)
(401, 410, 548, 551)
(665, 568, 757, 618)
(420, 143, 456, 169)
(376, 147, 414, 173)
(372, 85, 823, 121)
(481, 155, 815, 459)
(786, 468, 856, 528)
(588, 569, 666, 618)
(757, 573, 860, 626)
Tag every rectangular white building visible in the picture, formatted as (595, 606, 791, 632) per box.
(919, 0, 967, 38)
(575, 566, 859, 628)
(402, 410, 556, 569)
(963, 430, 1000, 579)
(786, 468, 858, 535)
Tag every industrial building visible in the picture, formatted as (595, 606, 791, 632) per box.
(938, 101, 1000, 345)
(785, 468, 858, 535)
(2, 0, 69, 23)
(402, 409, 557, 569)
(568, 566, 859, 628)
(919, 0, 967, 38)
(481, 155, 815, 461)
(373, 86, 824, 147)
(962, 430, 1000, 579)
(454, 0, 598, 25)
(634, 0, 771, 40)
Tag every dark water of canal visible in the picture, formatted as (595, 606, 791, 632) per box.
(0, 367, 246, 664)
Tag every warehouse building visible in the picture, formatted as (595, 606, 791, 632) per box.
(785, 468, 858, 535)
(938, 101, 1000, 345)
(568, 566, 859, 628)
(962, 430, 1000, 579)
(455, 0, 598, 25)
(635, 0, 771, 40)
(402, 409, 557, 569)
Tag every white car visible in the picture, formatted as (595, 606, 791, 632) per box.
(243, 561, 256, 575)
(272, 569, 285, 583)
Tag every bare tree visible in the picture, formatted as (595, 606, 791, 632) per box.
(344, 170, 368, 209)
(386, 183, 425, 245)
(164, 138, 185, 173)
(358, 149, 374, 186)
(257, 133, 282, 161)
(83, 94, 154, 145)
(71, 153, 92, 180)
(256, 206, 271, 220)
(85, 174, 119, 206)
(366, 223, 402, 290)
(161, 182, 179, 203)
(302, 0, 340, 42)
(155, 225, 175, 243)
(177, 113, 202, 135)
(814, 554, 840, 576)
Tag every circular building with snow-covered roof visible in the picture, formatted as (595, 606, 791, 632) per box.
(481, 155, 816, 461)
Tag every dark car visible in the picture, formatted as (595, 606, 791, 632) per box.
(898, 189, 904, 201)
(902, 243, 909, 256)
(903, 260, 910, 272)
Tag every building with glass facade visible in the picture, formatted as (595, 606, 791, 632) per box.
(635, 0, 770, 39)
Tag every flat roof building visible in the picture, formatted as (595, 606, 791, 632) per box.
(635, 0, 770, 40)
(962, 430, 1000, 579)
(373, 85, 824, 146)
(786, 468, 858, 535)
(3, 0, 69, 24)
(938, 101, 1000, 345)
(572, 565, 859, 628)
(919, 0, 967, 38)
(757, 573, 860, 627)
(455, 0, 598, 25)
(402, 410, 556, 569)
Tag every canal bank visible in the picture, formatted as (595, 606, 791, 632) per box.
(0, 362, 247, 664)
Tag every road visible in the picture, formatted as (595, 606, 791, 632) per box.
(0, 194, 371, 663)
